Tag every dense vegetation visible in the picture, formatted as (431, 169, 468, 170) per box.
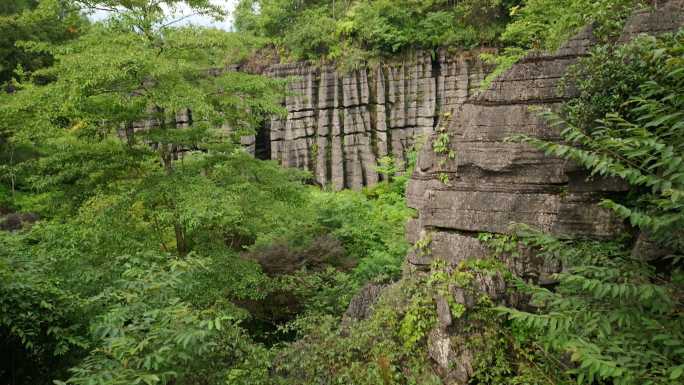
(0, 1, 413, 383)
(233, 0, 647, 71)
(0, 0, 85, 86)
(1, 1, 682, 385)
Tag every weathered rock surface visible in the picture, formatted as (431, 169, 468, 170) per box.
(341, 283, 386, 325)
(262, 51, 493, 189)
(403, 2, 684, 383)
(131, 51, 494, 186)
(407, 1, 684, 268)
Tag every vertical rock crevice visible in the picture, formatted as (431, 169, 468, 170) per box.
(254, 120, 271, 160)
(382, 66, 393, 165)
(431, 51, 442, 130)
(333, 74, 346, 189)
(367, 64, 380, 179)
(309, 67, 321, 175)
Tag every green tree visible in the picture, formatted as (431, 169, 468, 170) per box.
(0, 3, 301, 383)
(0, 0, 85, 86)
(1, 0, 288, 254)
(234, 0, 518, 61)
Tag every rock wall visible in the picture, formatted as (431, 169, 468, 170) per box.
(401, 2, 684, 383)
(262, 51, 493, 189)
(406, 1, 684, 268)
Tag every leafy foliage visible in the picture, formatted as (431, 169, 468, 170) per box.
(235, 0, 519, 62)
(56, 255, 261, 385)
(481, 0, 646, 88)
(233, 0, 647, 82)
(492, 228, 684, 385)
(493, 30, 684, 385)
(0, 0, 85, 86)
(501, 0, 646, 51)
(0, 232, 90, 383)
(260, 278, 441, 385)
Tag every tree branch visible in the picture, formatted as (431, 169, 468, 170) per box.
(159, 12, 201, 29)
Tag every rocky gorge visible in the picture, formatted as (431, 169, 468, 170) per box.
(252, 2, 684, 383)
(3, 1, 683, 384)
(256, 0, 683, 258)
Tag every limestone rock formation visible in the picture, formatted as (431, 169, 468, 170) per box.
(263, 51, 493, 189)
(402, 2, 684, 383)
(406, 1, 684, 269)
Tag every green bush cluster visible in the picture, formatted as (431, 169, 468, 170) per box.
(234, 0, 647, 77)
(0, 155, 413, 385)
(235, 0, 519, 62)
(0, 148, 413, 385)
(481, 0, 647, 88)
(262, 279, 442, 385)
(500, 0, 645, 51)
(0, 0, 85, 86)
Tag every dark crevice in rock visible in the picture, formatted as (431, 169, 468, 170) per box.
(337, 76, 348, 189)
(367, 66, 381, 181)
(471, 97, 568, 106)
(255, 120, 271, 160)
(431, 53, 442, 130)
(382, 66, 393, 160)
(325, 115, 333, 184)
(310, 69, 321, 173)
(424, 226, 493, 237)
(518, 53, 589, 64)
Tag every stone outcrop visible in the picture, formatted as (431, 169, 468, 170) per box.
(406, 1, 684, 269)
(401, 2, 684, 383)
(262, 51, 493, 189)
(341, 283, 386, 325)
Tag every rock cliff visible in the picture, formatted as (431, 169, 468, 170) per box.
(406, 0, 684, 267)
(402, 2, 684, 383)
(263, 2, 682, 383)
(261, 51, 493, 189)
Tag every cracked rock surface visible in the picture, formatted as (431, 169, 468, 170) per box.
(407, 2, 684, 270)
(401, 3, 684, 383)
(263, 50, 493, 189)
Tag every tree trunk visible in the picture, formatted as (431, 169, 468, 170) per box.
(175, 222, 188, 257)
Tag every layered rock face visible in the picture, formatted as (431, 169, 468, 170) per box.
(406, 1, 684, 269)
(401, 2, 684, 383)
(405, 26, 621, 270)
(262, 51, 492, 189)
